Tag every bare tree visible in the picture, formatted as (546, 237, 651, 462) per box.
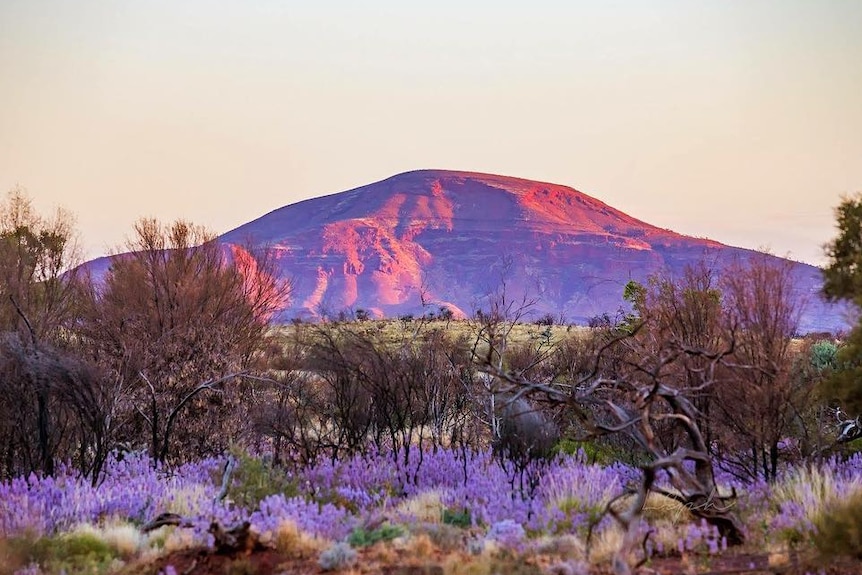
(0, 329, 122, 482)
(478, 320, 744, 575)
(715, 253, 804, 482)
(0, 187, 83, 338)
(0, 189, 94, 479)
(78, 218, 290, 463)
(472, 266, 752, 574)
(626, 263, 725, 456)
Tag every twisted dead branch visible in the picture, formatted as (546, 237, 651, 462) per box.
(477, 325, 746, 575)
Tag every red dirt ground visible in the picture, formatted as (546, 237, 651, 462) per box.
(132, 545, 862, 575)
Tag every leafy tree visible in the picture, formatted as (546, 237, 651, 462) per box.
(353, 308, 370, 322)
(822, 194, 862, 418)
(823, 194, 862, 304)
(620, 279, 646, 332)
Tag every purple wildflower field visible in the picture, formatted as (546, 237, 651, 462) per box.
(2, 446, 861, 573)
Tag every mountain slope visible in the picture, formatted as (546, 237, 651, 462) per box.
(216, 170, 841, 332)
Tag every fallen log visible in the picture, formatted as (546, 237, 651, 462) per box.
(142, 513, 268, 555)
(142, 512, 191, 533)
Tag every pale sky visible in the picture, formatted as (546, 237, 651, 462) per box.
(1, 1, 861, 265)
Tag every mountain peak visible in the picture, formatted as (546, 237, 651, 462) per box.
(187, 171, 843, 331)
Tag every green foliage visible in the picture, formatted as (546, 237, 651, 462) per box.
(623, 280, 645, 307)
(553, 438, 648, 467)
(1, 532, 120, 575)
(228, 448, 300, 510)
(347, 523, 404, 548)
(821, 194, 862, 417)
(554, 497, 606, 537)
(442, 508, 473, 528)
(554, 438, 603, 463)
(813, 490, 862, 559)
(821, 330, 862, 417)
(619, 279, 646, 332)
(823, 193, 862, 305)
(810, 340, 839, 373)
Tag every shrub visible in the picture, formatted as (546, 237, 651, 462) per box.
(810, 340, 838, 372)
(554, 439, 615, 465)
(768, 462, 862, 545)
(347, 523, 404, 548)
(272, 519, 324, 558)
(553, 438, 650, 467)
(494, 398, 559, 466)
(318, 541, 357, 571)
(395, 490, 447, 523)
(442, 508, 473, 529)
(57, 523, 144, 560)
(1, 531, 120, 575)
(485, 519, 525, 549)
(228, 449, 299, 511)
(408, 523, 467, 553)
(813, 490, 862, 559)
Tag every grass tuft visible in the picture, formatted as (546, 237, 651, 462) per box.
(813, 490, 862, 559)
(0, 531, 120, 575)
(272, 519, 326, 558)
(394, 490, 448, 524)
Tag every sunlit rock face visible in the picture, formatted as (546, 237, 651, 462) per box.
(119, 170, 849, 331)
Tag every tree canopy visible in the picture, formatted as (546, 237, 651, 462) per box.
(824, 193, 862, 305)
(822, 193, 862, 417)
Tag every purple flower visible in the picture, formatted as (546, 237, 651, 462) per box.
(486, 519, 526, 549)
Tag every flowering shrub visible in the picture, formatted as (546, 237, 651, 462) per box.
(0, 454, 222, 537)
(486, 519, 526, 549)
(3, 447, 862, 569)
(753, 455, 862, 546)
(0, 447, 640, 548)
(251, 494, 356, 541)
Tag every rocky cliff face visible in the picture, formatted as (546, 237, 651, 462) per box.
(211, 170, 842, 332)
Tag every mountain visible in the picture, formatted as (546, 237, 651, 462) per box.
(207, 169, 842, 333)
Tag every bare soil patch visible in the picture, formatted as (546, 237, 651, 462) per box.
(125, 545, 862, 575)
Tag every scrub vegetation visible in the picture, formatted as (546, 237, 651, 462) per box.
(2, 188, 862, 574)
